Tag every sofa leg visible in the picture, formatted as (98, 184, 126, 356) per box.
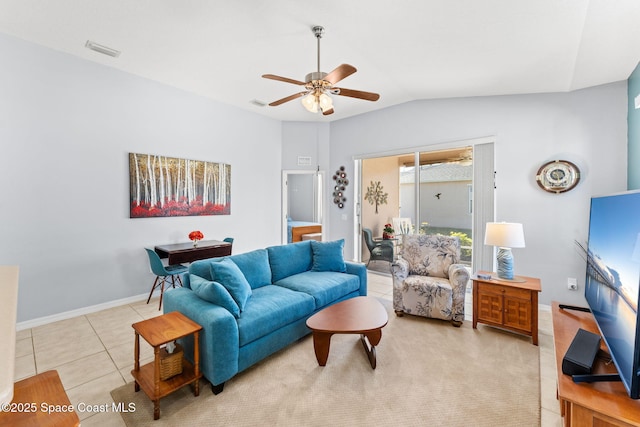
(394, 310, 404, 317)
(451, 320, 462, 327)
(211, 382, 225, 395)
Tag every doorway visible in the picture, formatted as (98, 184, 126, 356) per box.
(355, 139, 495, 273)
(281, 170, 325, 244)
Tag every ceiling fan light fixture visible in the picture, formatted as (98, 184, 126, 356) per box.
(301, 92, 318, 113)
(319, 92, 333, 112)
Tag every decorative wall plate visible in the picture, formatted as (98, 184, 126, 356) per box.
(535, 160, 580, 193)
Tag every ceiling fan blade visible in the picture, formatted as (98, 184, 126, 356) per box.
(262, 74, 306, 86)
(322, 108, 334, 116)
(268, 92, 308, 106)
(324, 64, 357, 85)
(334, 87, 380, 102)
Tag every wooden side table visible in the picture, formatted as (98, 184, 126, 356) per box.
(0, 370, 80, 427)
(472, 271, 542, 345)
(131, 311, 202, 420)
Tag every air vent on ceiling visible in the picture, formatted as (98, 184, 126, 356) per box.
(250, 99, 267, 107)
(85, 40, 120, 58)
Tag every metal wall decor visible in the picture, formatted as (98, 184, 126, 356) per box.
(365, 180, 388, 214)
(332, 166, 348, 208)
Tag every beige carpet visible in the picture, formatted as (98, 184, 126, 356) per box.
(111, 301, 540, 426)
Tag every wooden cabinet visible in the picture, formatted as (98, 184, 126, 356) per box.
(552, 302, 640, 427)
(472, 272, 541, 345)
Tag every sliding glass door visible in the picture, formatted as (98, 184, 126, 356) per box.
(357, 140, 494, 272)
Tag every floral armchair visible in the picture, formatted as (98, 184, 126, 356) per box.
(391, 234, 470, 326)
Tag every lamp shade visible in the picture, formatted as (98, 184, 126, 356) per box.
(301, 93, 318, 113)
(484, 222, 525, 248)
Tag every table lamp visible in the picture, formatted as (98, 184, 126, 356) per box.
(484, 222, 525, 280)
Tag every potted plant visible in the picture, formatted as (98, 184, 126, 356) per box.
(382, 223, 395, 240)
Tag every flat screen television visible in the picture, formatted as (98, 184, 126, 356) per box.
(585, 190, 640, 399)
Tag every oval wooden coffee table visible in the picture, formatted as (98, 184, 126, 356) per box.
(306, 296, 388, 369)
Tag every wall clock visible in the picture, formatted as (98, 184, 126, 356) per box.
(535, 160, 580, 193)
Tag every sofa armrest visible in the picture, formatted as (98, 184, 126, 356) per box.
(164, 288, 240, 386)
(345, 261, 367, 296)
(448, 264, 470, 323)
(391, 258, 409, 284)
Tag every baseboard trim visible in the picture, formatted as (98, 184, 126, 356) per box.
(17, 293, 149, 331)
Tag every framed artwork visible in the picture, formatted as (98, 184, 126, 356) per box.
(129, 153, 231, 218)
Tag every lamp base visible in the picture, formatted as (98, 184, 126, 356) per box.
(496, 247, 514, 280)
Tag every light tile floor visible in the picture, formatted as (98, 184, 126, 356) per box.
(14, 271, 561, 426)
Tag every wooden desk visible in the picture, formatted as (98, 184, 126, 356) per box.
(552, 301, 640, 426)
(472, 272, 541, 345)
(155, 240, 231, 264)
(0, 370, 80, 427)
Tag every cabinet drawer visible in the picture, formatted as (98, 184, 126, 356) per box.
(477, 282, 531, 299)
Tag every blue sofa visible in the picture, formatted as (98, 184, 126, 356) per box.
(163, 239, 367, 394)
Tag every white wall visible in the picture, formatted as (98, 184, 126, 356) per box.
(3, 30, 629, 320)
(327, 83, 628, 306)
(0, 34, 282, 322)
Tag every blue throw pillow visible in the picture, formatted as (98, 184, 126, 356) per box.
(189, 274, 241, 318)
(311, 239, 347, 272)
(267, 241, 313, 282)
(227, 249, 272, 288)
(210, 258, 252, 311)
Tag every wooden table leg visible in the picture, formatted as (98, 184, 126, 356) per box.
(153, 399, 160, 420)
(361, 329, 382, 369)
(312, 331, 333, 366)
(134, 332, 140, 392)
(153, 346, 160, 419)
(193, 332, 200, 396)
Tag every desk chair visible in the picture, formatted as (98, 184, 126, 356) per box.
(223, 237, 234, 253)
(144, 248, 188, 310)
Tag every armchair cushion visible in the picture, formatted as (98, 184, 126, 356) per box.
(401, 234, 460, 278)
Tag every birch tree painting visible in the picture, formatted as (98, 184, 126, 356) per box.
(129, 153, 231, 218)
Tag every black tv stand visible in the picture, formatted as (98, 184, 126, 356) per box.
(572, 373, 621, 383)
(559, 304, 591, 313)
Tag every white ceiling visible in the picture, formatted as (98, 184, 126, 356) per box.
(2, 0, 640, 122)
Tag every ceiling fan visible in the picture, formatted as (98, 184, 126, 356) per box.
(262, 25, 380, 116)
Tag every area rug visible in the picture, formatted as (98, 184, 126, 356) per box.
(111, 300, 540, 426)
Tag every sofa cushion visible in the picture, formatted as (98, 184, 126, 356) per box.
(189, 274, 241, 318)
(227, 249, 272, 289)
(210, 258, 252, 311)
(273, 271, 360, 308)
(267, 241, 313, 282)
(237, 285, 315, 346)
(311, 239, 346, 272)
